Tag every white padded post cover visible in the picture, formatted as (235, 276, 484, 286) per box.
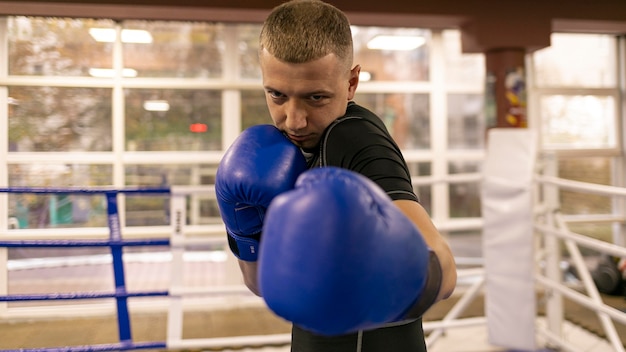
(481, 128, 537, 350)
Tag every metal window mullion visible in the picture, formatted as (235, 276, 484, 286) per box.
(0, 16, 9, 317)
(0, 76, 115, 88)
(429, 30, 450, 226)
(221, 24, 244, 286)
(533, 86, 618, 96)
(222, 24, 241, 149)
(355, 81, 432, 94)
(112, 22, 126, 227)
(614, 35, 626, 247)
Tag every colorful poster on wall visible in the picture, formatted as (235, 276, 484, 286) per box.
(504, 67, 527, 127)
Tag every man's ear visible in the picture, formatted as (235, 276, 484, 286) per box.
(347, 64, 360, 100)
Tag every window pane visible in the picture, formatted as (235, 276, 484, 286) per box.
(448, 161, 481, 218)
(125, 164, 220, 226)
(557, 157, 614, 244)
(416, 185, 432, 214)
(407, 161, 432, 213)
(8, 164, 112, 229)
(449, 161, 481, 174)
(558, 157, 612, 216)
(242, 90, 272, 130)
(8, 86, 112, 152)
(352, 26, 430, 82)
(449, 183, 481, 218)
(125, 89, 221, 151)
(354, 93, 430, 149)
(533, 33, 617, 88)
(449, 230, 483, 259)
(407, 161, 431, 177)
(540, 95, 616, 149)
(238, 24, 262, 80)
(126, 163, 217, 186)
(442, 30, 485, 88)
(122, 21, 224, 78)
(8, 17, 114, 76)
(447, 94, 484, 150)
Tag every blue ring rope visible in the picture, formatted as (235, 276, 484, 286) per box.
(0, 187, 170, 195)
(1, 341, 167, 352)
(0, 290, 169, 302)
(0, 239, 170, 247)
(0, 187, 174, 351)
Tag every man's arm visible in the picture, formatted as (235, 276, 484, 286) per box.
(237, 199, 456, 302)
(215, 124, 306, 294)
(239, 260, 260, 296)
(394, 199, 457, 302)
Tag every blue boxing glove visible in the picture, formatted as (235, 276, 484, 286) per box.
(215, 124, 307, 261)
(259, 167, 436, 336)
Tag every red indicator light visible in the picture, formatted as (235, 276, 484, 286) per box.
(190, 123, 208, 133)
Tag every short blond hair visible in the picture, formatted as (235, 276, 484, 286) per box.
(259, 0, 353, 69)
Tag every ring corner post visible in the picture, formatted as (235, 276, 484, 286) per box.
(105, 191, 133, 344)
(481, 128, 538, 350)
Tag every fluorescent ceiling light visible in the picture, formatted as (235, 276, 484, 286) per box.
(367, 35, 425, 51)
(89, 68, 138, 78)
(89, 28, 153, 43)
(144, 100, 170, 112)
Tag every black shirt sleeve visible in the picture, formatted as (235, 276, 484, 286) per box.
(322, 117, 418, 202)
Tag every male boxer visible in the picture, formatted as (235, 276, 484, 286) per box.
(216, 1, 457, 351)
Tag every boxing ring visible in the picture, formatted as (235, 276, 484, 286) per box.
(0, 129, 625, 351)
(534, 171, 626, 352)
(0, 187, 171, 352)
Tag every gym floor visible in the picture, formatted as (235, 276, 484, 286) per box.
(0, 288, 619, 352)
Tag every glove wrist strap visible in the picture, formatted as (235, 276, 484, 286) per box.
(227, 231, 261, 261)
(402, 250, 442, 319)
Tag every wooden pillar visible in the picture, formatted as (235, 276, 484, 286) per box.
(460, 15, 550, 130)
(484, 48, 527, 129)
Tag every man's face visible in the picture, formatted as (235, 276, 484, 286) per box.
(260, 49, 359, 149)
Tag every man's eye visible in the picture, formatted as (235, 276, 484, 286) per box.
(268, 90, 284, 99)
(310, 95, 324, 101)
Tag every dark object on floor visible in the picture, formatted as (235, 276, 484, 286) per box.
(591, 255, 624, 296)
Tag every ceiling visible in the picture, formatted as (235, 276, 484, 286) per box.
(1, 0, 626, 53)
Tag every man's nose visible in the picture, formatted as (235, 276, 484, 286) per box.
(284, 101, 307, 131)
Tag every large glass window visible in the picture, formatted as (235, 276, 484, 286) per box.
(447, 94, 484, 150)
(122, 21, 224, 78)
(442, 30, 485, 88)
(2, 17, 489, 298)
(124, 164, 221, 227)
(238, 24, 263, 80)
(355, 93, 430, 149)
(2, 22, 485, 225)
(531, 33, 621, 250)
(8, 17, 114, 76)
(532, 33, 619, 152)
(125, 89, 222, 151)
(558, 156, 614, 245)
(448, 161, 482, 218)
(241, 90, 272, 129)
(352, 27, 430, 82)
(533, 33, 617, 88)
(8, 164, 112, 229)
(540, 94, 616, 149)
(9, 87, 112, 152)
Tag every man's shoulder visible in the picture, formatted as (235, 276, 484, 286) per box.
(344, 102, 379, 122)
(329, 102, 387, 135)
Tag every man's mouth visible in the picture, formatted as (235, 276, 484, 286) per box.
(287, 134, 309, 143)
